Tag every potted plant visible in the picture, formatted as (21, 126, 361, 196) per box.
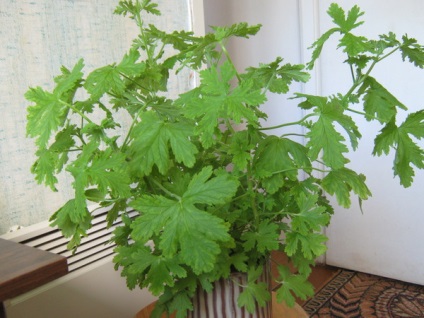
(25, 1, 424, 317)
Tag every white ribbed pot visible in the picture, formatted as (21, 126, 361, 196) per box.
(187, 263, 272, 318)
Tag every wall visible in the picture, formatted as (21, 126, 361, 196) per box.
(319, 0, 424, 285)
(204, 0, 305, 137)
(0, 0, 192, 234)
(203, 0, 424, 284)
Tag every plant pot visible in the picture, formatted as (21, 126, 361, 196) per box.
(187, 263, 272, 318)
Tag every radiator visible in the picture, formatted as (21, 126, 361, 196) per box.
(1, 206, 156, 318)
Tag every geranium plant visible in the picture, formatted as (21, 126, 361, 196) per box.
(25, 1, 424, 317)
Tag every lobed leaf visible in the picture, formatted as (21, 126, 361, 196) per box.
(374, 111, 424, 187)
(238, 266, 271, 313)
(241, 220, 280, 253)
(129, 111, 198, 175)
(275, 265, 314, 307)
(26, 87, 67, 148)
(327, 3, 364, 32)
(321, 168, 371, 208)
(130, 167, 238, 274)
(358, 77, 407, 123)
(400, 35, 424, 68)
(291, 194, 330, 233)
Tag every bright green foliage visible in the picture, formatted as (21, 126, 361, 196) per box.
(359, 76, 407, 123)
(25, 1, 424, 317)
(128, 111, 198, 175)
(245, 57, 310, 94)
(373, 110, 424, 187)
(241, 220, 280, 253)
(275, 265, 314, 307)
(238, 266, 271, 313)
(130, 166, 237, 274)
(322, 168, 371, 208)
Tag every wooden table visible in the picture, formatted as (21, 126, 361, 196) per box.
(135, 292, 308, 318)
(0, 238, 68, 317)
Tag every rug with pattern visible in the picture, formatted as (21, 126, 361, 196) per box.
(302, 269, 424, 317)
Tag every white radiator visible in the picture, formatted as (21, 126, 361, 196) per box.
(1, 206, 156, 318)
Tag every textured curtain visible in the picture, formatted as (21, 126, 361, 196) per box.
(0, 0, 192, 234)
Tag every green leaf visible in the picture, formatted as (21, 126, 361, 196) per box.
(241, 220, 280, 253)
(307, 28, 339, 70)
(400, 35, 424, 68)
(130, 167, 238, 274)
(291, 194, 330, 233)
(26, 87, 67, 148)
(339, 33, 369, 56)
(238, 266, 271, 313)
(168, 292, 193, 318)
(275, 265, 314, 307)
(180, 61, 264, 147)
(327, 3, 364, 32)
(322, 168, 371, 208)
(50, 199, 92, 250)
(212, 22, 261, 41)
(30, 150, 57, 191)
(229, 130, 255, 171)
(114, 0, 160, 18)
(85, 149, 131, 198)
(183, 166, 239, 206)
(307, 115, 349, 169)
(285, 231, 328, 260)
(373, 111, 424, 187)
(359, 77, 407, 123)
(129, 111, 198, 175)
(229, 253, 248, 273)
(254, 136, 312, 193)
(53, 59, 84, 96)
(84, 65, 125, 99)
(245, 58, 310, 94)
(129, 247, 187, 295)
(299, 94, 361, 156)
(117, 49, 146, 76)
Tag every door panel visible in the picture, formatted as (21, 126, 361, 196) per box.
(318, 0, 424, 285)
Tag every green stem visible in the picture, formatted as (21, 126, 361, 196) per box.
(260, 113, 316, 131)
(280, 133, 306, 138)
(269, 166, 330, 176)
(59, 100, 94, 124)
(219, 40, 242, 82)
(342, 47, 400, 103)
(151, 178, 181, 200)
(346, 107, 385, 122)
(119, 72, 150, 92)
(246, 162, 259, 227)
(121, 102, 150, 150)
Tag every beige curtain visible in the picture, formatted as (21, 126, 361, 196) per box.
(0, 0, 192, 234)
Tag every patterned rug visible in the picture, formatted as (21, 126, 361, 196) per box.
(302, 269, 424, 317)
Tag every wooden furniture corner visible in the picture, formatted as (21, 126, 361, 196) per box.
(0, 238, 68, 318)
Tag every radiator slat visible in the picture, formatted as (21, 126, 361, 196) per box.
(1, 206, 137, 275)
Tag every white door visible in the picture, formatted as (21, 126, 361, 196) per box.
(315, 0, 424, 285)
(203, 0, 424, 285)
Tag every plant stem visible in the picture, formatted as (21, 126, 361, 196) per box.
(342, 47, 400, 104)
(246, 162, 259, 227)
(260, 113, 316, 131)
(121, 101, 150, 149)
(59, 100, 94, 124)
(151, 178, 181, 200)
(280, 133, 306, 138)
(219, 40, 242, 82)
(346, 107, 385, 122)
